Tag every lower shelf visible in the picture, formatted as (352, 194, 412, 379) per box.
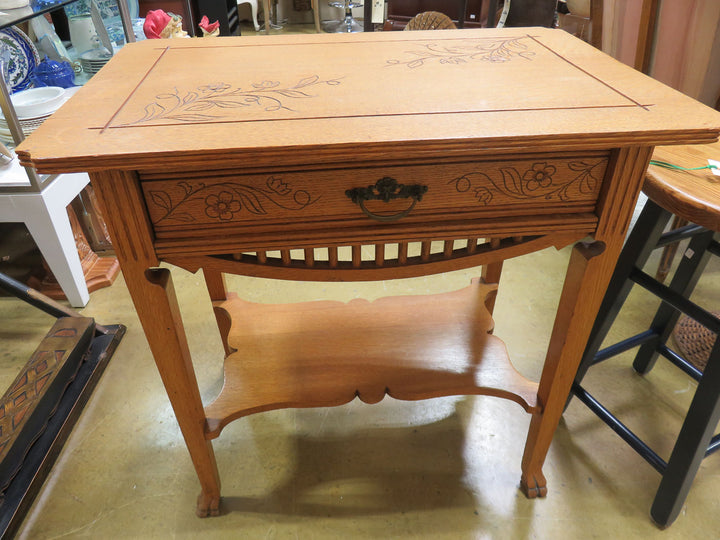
(204, 278, 539, 438)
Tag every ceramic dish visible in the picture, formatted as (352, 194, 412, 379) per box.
(0, 86, 79, 119)
(10, 86, 65, 117)
(0, 115, 51, 131)
(79, 49, 112, 75)
(0, 26, 40, 93)
(0, 87, 79, 143)
(0, 123, 44, 143)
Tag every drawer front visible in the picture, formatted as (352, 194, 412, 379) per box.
(141, 154, 608, 236)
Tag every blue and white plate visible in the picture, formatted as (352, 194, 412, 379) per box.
(0, 26, 40, 93)
(65, 0, 138, 21)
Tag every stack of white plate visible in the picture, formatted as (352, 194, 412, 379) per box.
(0, 115, 47, 142)
(79, 49, 112, 75)
(0, 86, 78, 144)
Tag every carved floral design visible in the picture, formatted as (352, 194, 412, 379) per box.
(205, 191, 242, 221)
(147, 176, 318, 224)
(474, 187, 493, 204)
(126, 76, 343, 125)
(387, 37, 535, 69)
(523, 162, 556, 191)
(448, 159, 607, 205)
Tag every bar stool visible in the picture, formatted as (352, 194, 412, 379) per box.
(570, 140, 720, 527)
(325, 0, 363, 32)
(258, 0, 321, 32)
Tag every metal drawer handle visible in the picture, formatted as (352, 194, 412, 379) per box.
(345, 177, 428, 222)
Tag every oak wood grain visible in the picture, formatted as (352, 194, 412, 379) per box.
(140, 155, 607, 232)
(16, 28, 720, 174)
(90, 170, 222, 517)
(15, 29, 720, 517)
(167, 232, 585, 281)
(204, 278, 538, 439)
(520, 146, 654, 497)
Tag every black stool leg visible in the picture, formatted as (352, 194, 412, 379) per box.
(632, 229, 714, 374)
(651, 336, 720, 527)
(573, 199, 672, 386)
(568, 195, 720, 526)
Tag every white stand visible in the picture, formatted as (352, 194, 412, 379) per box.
(0, 160, 91, 307)
(238, 0, 261, 30)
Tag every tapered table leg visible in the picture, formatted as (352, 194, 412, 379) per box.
(520, 241, 607, 496)
(204, 269, 234, 357)
(92, 171, 222, 516)
(520, 145, 653, 496)
(143, 268, 222, 516)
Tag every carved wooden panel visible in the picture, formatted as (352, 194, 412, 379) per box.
(141, 154, 608, 235)
(0, 318, 94, 491)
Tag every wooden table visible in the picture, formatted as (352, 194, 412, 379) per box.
(17, 28, 720, 517)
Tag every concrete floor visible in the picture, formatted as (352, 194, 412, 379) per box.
(2, 236, 718, 539)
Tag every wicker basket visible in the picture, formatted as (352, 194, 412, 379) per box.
(404, 11, 457, 31)
(672, 312, 719, 371)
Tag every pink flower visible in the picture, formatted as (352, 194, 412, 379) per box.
(199, 15, 220, 35)
(143, 10, 172, 39)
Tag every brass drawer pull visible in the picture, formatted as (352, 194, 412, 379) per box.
(345, 177, 428, 222)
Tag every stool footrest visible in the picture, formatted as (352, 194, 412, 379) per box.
(594, 330, 658, 364)
(706, 434, 720, 456)
(708, 239, 720, 257)
(657, 344, 703, 382)
(572, 383, 667, 473)
(656, 224, 706, 248)
(630, 268, 720, 334)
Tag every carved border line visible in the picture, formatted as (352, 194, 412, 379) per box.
(94, 34, 651, 132)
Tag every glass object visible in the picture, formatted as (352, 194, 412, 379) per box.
(31, 56, 76, 87)
(325, 0, 363, 33)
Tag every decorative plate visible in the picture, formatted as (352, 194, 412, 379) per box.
(0, 26, 40, 93)
(65, 0, 137, 20)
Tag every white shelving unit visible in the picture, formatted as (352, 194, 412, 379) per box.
(0, 0, 133, 306)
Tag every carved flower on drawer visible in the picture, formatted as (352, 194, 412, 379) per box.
(266, 176, 291, 195)
(205, 191, 241, 221)
(474, 187, 493, 205)
(523, 163, 556, 191)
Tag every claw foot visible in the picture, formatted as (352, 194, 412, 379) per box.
(196, 492, 221, 517)
(520, 473, 548, 499)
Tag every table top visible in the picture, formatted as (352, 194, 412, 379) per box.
(17, 28, 720, 174)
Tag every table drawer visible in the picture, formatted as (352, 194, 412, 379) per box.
(141, 153, 608, 237)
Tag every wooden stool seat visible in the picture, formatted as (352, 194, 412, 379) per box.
(570, 140, 720, 527)
(644, 141, 720, 231)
